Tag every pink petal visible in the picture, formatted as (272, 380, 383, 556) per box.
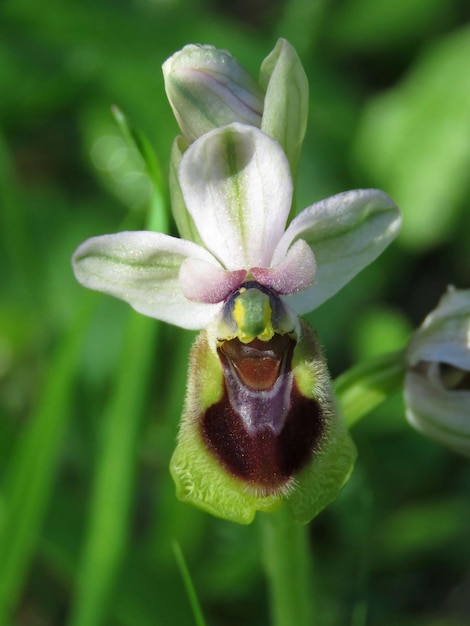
(250, 239, 315, 295)
(180, 257, 246, 303)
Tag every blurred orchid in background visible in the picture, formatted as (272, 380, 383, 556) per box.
(404, 287, 470, 456)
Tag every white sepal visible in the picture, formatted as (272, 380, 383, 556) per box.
(72, 231, 222, 329)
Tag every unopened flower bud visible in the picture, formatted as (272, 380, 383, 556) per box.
(163, 44, 264, 143)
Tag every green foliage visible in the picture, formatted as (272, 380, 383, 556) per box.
(0, 0, 469, 625)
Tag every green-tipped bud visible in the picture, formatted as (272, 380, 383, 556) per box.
(259, 38, 309, 176)
(170, 285, 356, 524)
(163, 44, 264, 143)
(404, 286, 470, 456)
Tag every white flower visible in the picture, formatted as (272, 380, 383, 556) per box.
(405, 287, 470, 456)
(72, 122, 401, 523)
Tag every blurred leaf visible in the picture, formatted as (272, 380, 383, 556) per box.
(197, 520, 262, 600)
(354, 26, 470, 249)
(378, 498, 469, 563)
(329, 0, 455, 51)
(0, 129, 37, 301)
(111, 105, 169, 233)
(41, 506, 197, 626)
(350, 306, 412, 361)
(275, 0, 328, 55)
(67, 313, 158, 626)
(81, 107, 154, 213)
(0, 297, 94, 623)
(67, 153, 168, 625)
(111, 106, 164, 194)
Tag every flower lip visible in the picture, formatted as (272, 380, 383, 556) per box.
(217, 334, 295, 434)
(201, 326, 326, 496)
(219, 335, 293, 391)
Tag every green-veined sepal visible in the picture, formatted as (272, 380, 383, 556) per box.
(168, 136, 203, 244)
(259, 38, 309, 177)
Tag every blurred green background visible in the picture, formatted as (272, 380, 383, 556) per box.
(1, 0, 469, 624)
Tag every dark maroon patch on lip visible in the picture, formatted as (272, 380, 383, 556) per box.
(200, 382, 323, 492)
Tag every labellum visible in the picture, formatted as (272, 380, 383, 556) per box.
(170, 282, 356, 524)
(204, 333, 323, 495)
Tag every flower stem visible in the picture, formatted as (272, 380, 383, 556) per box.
(172, 541, 207, 626)
(334, 351, 406, 427)
(261, 506, 314, 626)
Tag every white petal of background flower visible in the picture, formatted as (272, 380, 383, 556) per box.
(72, 231, 222, 329)
(405, 369, 470, 457)
(406, 287, 470, 371)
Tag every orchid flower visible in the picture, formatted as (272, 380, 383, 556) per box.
(405, 287, 470, 456)
(73, 122, 401, 523)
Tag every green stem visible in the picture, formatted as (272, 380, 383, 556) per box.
(334, 351, 406, 427)
(172, 542, 207, 626)
(260, 352, 407, 626)
(261, 506, 314, 626)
